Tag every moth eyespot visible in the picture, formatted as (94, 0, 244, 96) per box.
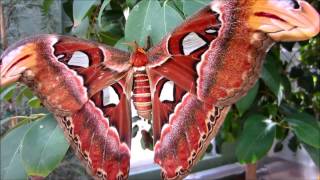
(62, 117, 68, 123)
(210, 115, 215, 123)
(74, 137, 81, 150)
(96, 170, 103, 177)
(179, 169, 184, 175)
(66, 120, 71, 127)
(202, 134, 207, 140)
(214, 108, 220, 116)
(175, 171, 179, 176)
(69, 127, 74, 136)
(192, 151, 197, 157)
(198, 141, 203, 149)
(82, 152, 89, 161)
(192, 155, 197, 160)
(188, 160, 192, 165)
(207, 122, 212, 131)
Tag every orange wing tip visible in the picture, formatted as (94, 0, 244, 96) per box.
(249, 0, 320, 41)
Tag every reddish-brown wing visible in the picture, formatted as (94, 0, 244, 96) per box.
(148, 4, 271, 107)
(147, 6, 220, 101)
(45, 35, 133, 179)
(147, 3, 261, 179)
(149, 71, 230, 179)
(149, 73, 187, 143)
(53, 36, 131, 97)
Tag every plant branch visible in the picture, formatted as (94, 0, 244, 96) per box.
(245, 163, 257, 180)
(0, 0, 8, 49)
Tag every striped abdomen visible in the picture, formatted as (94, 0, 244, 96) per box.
(132, 68, 152, 119)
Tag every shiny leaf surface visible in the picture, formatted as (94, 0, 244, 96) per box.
(284, 113, 320, 148)
(236, 115, 276, 163)
(0, 122, 35, 180)
(21, 114, 69, 177)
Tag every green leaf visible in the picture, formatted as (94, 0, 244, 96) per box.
(63, 0, 73, 22)
(71, 16, 90, 38)
(15, 86, 35, 105)
(236, 115, 276, 164)
(16, 87, 27, 105)
(275, 125, 288, 140)
(23, 86, 34, 99)
(27, 97, 41, 108)
(98, 0, 111, 28)
(261, 59, 283, 104)
(0, 114, 46, 130)
(284, 112, 320, 148)
(98, 31, 120, 45)
(125, 0, 162, 46)
(73, 0, 97, 26)
(160, 1, 183, 36)
(127, 0, 139, 8)
(41, 0, 54, 15)
(0, 122, 35, 180)
(236, 81, 260, 115)
(166, 0, 184, 17)
(302, 143, 320, 167)
(98, 10, 124, 36)
(182, 0, 211, 16)
(21, 114, 69, 177)
(114, 38, 129, 52)
(125, 0, 183, 46)
(0, 84, 16, 101)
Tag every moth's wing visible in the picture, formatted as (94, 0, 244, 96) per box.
(55, 76, 132, 179)
(149, 72, 186, 143)
(46, 35, 133, 179)
(53, 35, 132, 97)
(148, 5, 265, 107)
(149, 71, 230, 179)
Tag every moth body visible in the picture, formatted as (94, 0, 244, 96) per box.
(131, 48, 152, 119)
(132, 67, 152, 119)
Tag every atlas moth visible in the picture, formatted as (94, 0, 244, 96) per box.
(0, 0, 319, 179)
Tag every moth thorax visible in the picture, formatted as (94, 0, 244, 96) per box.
(132, 67, 152, 120)
(131, 48, 148, 67)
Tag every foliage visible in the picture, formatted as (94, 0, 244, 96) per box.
(0, 114, 68, 179)
(1, 0, 319, 178)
